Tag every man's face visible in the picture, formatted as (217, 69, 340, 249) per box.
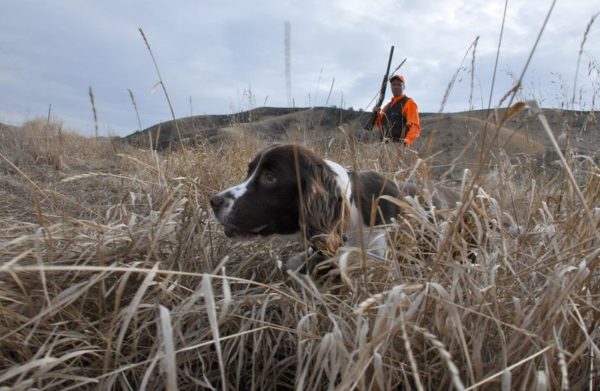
(390, 80, 404, 97)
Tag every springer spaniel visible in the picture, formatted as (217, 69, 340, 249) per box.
(210, 144, 455, 271)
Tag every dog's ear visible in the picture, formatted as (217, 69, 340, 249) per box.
(300, 161, 350, 257)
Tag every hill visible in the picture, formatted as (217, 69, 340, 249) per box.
(123, 106, 365, 149)
(0, 121, 17, 132)
(123, 105, 599, 176)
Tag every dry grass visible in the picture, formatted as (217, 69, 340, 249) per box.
(0, 119, 128, 222)
(0, 112, 599, 390)
(0, 119, 112, 170)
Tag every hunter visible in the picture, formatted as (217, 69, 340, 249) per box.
(373, 74, 421, 146)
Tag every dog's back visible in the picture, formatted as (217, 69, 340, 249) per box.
(351, 171, 459, 225)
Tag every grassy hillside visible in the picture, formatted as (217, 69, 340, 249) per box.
(1, 112, 599, 389)
(124, 106, 599, 151)
(124, 106, 366, 150)
(124, 105, 600, 178)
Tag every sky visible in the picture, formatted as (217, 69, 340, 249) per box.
(1, 0, 599, 137)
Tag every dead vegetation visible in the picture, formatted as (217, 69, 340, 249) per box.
(0, 111, 599, 390)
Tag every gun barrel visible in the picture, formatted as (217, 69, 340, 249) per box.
(368, 46, 395, 130)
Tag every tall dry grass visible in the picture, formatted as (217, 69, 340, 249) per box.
(0, 119, 128, 222)
(1, 5, 599, 387)
(0, 112, 599, 389)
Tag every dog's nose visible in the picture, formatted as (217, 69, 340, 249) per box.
(210, 194, 225, 210)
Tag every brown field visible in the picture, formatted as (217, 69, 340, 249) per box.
(1, 108, 599, 389)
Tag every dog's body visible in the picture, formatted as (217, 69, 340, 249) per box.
(210, 144, 456, 269)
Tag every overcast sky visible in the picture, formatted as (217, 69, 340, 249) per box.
(1, 0, 599, 136)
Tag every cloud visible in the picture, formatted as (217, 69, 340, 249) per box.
(0, 0, 598, 136)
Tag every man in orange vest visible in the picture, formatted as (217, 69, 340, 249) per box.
(373, 74, 421, 146)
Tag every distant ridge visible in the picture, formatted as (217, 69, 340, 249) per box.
(123, 106, 369, 149)
(122, 106, 598, 176)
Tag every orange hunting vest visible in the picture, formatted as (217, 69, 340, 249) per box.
(375, 94, 421, 145)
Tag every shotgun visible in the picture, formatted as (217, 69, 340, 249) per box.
(368, 45, 394, 130)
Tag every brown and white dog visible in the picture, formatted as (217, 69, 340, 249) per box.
(210, 144, 456, 270)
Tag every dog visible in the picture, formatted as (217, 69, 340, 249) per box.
(210, 143, 457, 271)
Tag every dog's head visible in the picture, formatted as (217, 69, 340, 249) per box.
(210, 144, 349, 255)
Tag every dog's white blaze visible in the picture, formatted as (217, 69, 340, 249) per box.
(214, 164, 260, 220)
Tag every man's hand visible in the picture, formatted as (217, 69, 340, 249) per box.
(372, 105, 381, 113)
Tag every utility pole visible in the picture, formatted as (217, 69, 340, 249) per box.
(284, 21, 292, 106)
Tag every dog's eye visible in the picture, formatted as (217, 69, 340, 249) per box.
(262, 172, 276, 184)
